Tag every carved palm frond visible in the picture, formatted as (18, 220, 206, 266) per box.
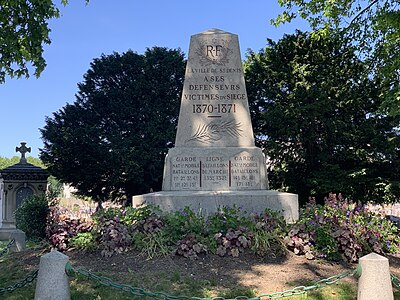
(186, 119, 243, 144)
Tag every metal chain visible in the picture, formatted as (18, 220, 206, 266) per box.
(0, 239, 15, 257)
(258, 269, 358, 299)
(0, 269, 39, 295)
(392, 273, 400, 289)
(66, 262, 358, 300)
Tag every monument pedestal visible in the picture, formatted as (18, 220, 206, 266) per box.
(133, 190, 298, 223)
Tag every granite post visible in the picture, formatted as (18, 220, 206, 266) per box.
(357, 253, 394, 300)
(34, 250, 71, 300)
(133, 29, 298, 222)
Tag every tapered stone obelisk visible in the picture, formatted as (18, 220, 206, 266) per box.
(133, 29, 298, 222)
(163, 28, 267, 191)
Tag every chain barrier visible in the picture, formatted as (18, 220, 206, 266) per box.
(257, 267, 360, 299)
(0, 239, 15, 258)
(66, 262, 359, 300)
(392, 273, 400, 289)
(0, 269, 39, 295)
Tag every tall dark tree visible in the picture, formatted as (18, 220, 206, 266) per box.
(40, 47, 185, 204)
(245, 30, 400, 203)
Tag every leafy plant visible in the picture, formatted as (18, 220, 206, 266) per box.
(175, 234, 208, 259)
(284, 224, 315, 259)
(93, 207, 124, 222)
(15, 194, 49, 240)
(46, 206, 93, 250)
(207, 206, 252, 235)
(253, 208, 287, 232)
(122, 205, 161, 226)
(132, 215, 164, 235)
(132, 231, 170, 260)
(96, 217, 131, 257)
(122, 206, 170, 259)
(164, 207, 206, 243)
(251, 209, 288, 258)
(214, 227, 252, 257)
(69, 232, 97, 252)
(286, 193, 400, 262)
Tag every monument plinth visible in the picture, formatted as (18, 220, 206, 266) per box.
(133, 29, 298, 222)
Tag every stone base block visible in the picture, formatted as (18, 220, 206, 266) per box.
(133, 190, 298, 223)
(0, 228, 26, 252)
(0, 221, 16, 229)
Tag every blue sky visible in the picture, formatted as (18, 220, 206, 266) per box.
(0, 1, 307, 158)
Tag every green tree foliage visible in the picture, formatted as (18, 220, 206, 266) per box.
(273, 0, 400, 116)
(245, 30, 400, 203)
(0, 155, 45, 169)
(47, 175, 63, 199)
(0, 156, 19, 169)
(0, 0, 63, 82)
(40, 47, 185, 203)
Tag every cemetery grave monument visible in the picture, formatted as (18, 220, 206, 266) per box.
(133, 29, 298, 222)
(0, 142, 49, 243)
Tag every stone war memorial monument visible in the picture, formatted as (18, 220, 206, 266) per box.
(133, 29, 298, 222)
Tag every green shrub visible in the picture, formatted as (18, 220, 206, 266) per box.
(92, 207, 124, 222)
(15, 194, 49, 239)
(93, 205, 161, 226)
(46, 176, 63, 202)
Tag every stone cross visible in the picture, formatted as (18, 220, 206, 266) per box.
(16, 142, 31, 164)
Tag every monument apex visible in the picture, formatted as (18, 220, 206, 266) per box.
(175, 28, 254, 148)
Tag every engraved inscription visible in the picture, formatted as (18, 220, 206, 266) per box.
(171, 157, 200, 190)
(202, 157, 229, 185)
(230, 155, 260, 189)
(169, 152, 263, 191)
